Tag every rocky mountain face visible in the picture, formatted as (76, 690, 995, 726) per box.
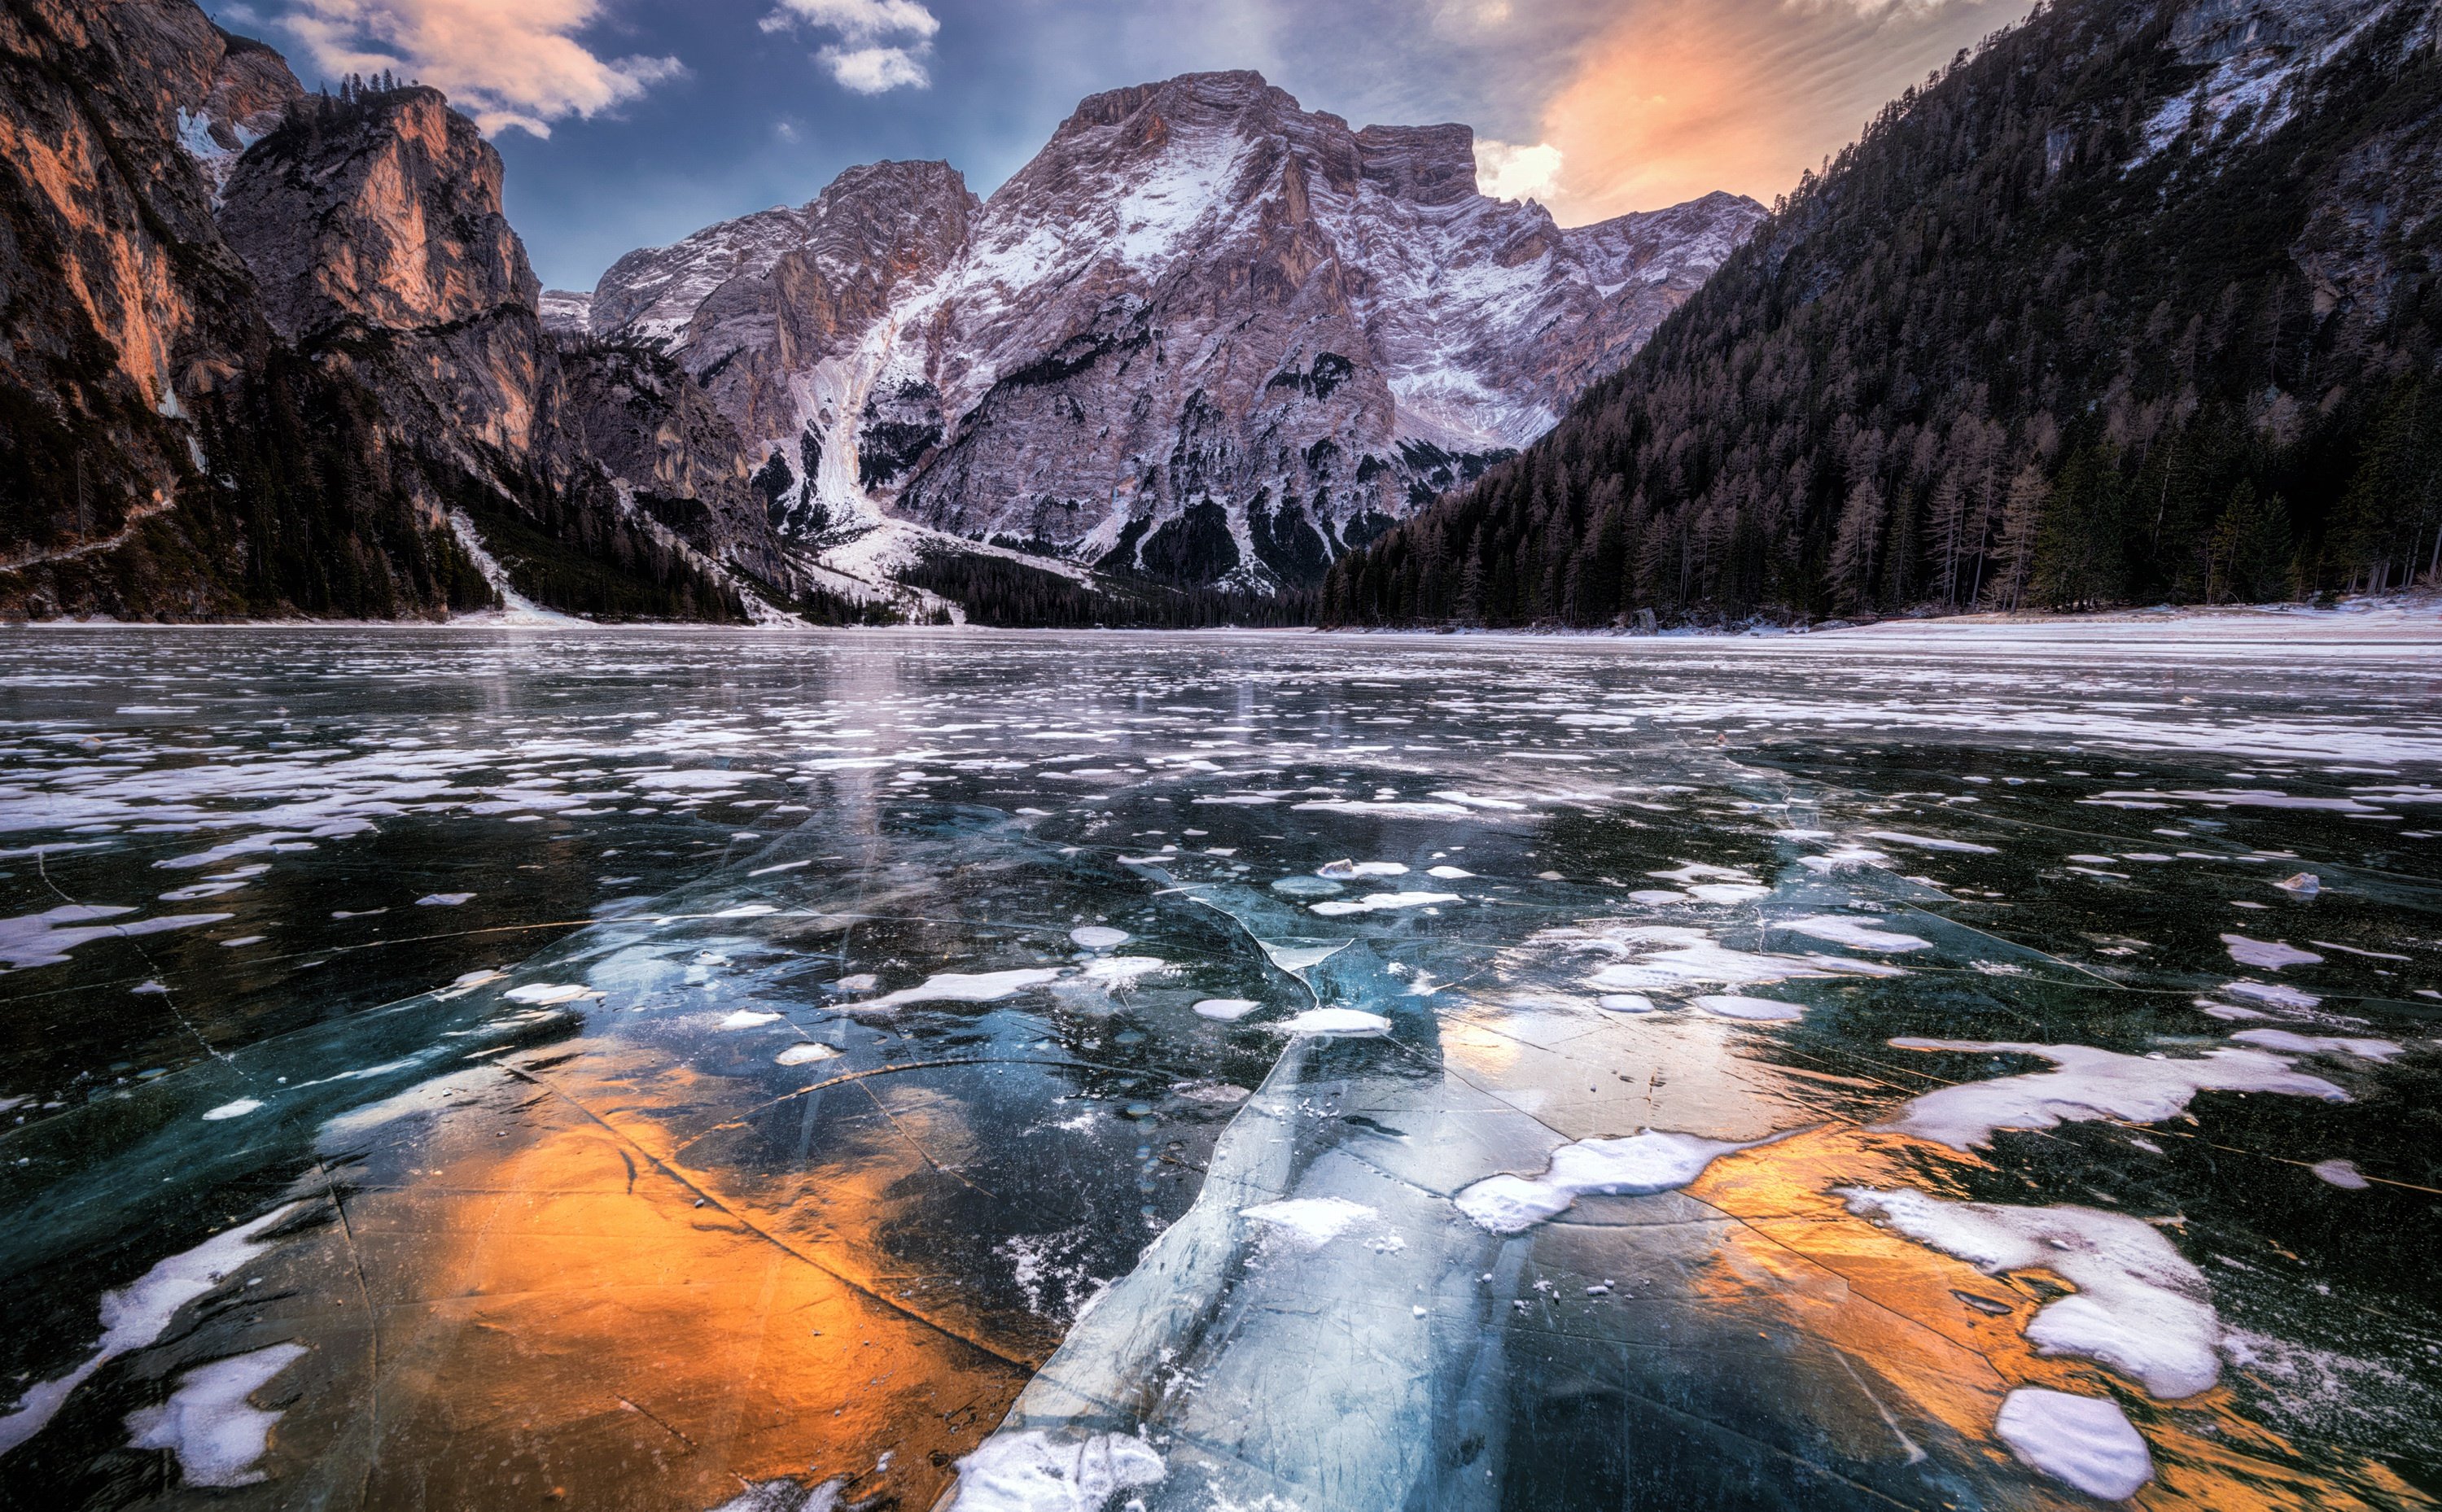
(587, 73, 1764, 590)
(1324, 0, 2442, 628)
(0, 0, 745, 621)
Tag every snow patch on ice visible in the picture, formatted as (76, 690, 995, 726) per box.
(944, 1429, 1165, 1512)
(1993, 1388, 2154, 1501)
(1880, 1038, 2347, 1150)
(1458, 1130, 1757, 1233)
(853, 968, 1065, 1011)
(124, 1342, 308, 1488)
(1781, 915, 1932, 952)
(1240, 1196, 1377, 1247)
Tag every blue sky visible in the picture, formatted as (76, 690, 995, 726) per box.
(211, 0, 2015, 291)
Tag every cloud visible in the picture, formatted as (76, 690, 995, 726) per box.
(1475, 139, 1562, 203)
(761, 0, 939, 92)
(280, 0, 683, 138)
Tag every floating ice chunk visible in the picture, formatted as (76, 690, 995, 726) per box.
(2230, 1029, 2400, 1061)
(1458, 1131, 1753, 1234)
(502, 983, 600, 1006)
(1241, 1196, 1377, 1246)
(1880, 1039, 2346, 1151)
(1696, 994, 1805, 1021)
(1843, 1188, 2218, 1399)
(1863, 830, 1999, 854)
(1193, 998, 1261, 1020)
(1426, 866, 1475, 880)
(1276, 1008, 1391, 1037)
(1783, 916, 1932, 952)
(1993, 1389, 2154, 1501)
(200, 1099, 262, 1121)
(943, 1429, 1164, 1512)
(1648, 863, 1758, 885)
(1316, 859, 1408, 879)
(853, 969, 1064, 1011)
(1258, 941, 1349, 974)
(1687, 883, 1770, 904)
(2223, 980, 2322, 1009)
(1799, 846, 1891, 873)
(125, 1341, 308, 1488)
(415, 893, 475, 907)
(0, 1202, 301, 1454)
(1307, 891, 1461, 917)
(2311, 1158, 2370, 1189)
(1598, 994, 1657, 1013)
(1069, 926, 1130, 950)
(0, 906, 234, 970)
(777, 1042, 841, 1065)
(632, 770, 768, 792)
(2221, 934, 2322, 969)
(1077, 955, 1171, 986)
(717, 1010, 782, 1029)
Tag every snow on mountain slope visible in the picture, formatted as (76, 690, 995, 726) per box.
(592, 72, 1764, 591)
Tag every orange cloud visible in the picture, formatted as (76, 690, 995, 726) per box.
(1486, 0, 2016, 224)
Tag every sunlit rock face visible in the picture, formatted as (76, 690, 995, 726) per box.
(218, 87, 565, 473)
(589, 72, 1766, 587)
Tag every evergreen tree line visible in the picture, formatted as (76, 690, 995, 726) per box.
(1322, 0, 2442, 628)
(902, 549, 1318, 628)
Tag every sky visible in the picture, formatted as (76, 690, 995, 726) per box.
(208, 0, 2027, 292)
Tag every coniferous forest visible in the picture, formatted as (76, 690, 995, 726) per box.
(1321, 0, 2442, 628)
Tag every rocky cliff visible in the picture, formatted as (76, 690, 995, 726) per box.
(588, 73, 1765, 591)
(0, 0, 742, 621)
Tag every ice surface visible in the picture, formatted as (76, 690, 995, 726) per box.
(2229, 1029, 2401, 1061)
(1275, 1008, 1392, 1037)
(1843, 1188, 2221, 1398)
(1694, 994, 1805, 1020)
(1241, 1196, 1378, 1245)
(1068, 926, 1130, 950)
(1457, 1131, 1753, 1233)
(1993, 1389, 2155, 1501)
(1306, 890, 1460, 917)
(125, 1341, 308, 1487)
(1780, 915, 1932, 952)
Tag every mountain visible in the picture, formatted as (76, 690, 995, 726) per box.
(0, 0, 743, 621)
(584, 72, 1765, 593)
(1320, 0, 2442, 629)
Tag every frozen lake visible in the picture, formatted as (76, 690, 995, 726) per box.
(1, 622, 2438, 1510)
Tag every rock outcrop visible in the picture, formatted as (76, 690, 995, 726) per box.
(588, 72, 1766, 589)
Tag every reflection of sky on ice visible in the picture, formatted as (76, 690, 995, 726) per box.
(0, 623, 2436, 1510)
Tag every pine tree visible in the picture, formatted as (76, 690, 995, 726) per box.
(1828, 476, 1885, 615)
(1985, 463, 2047, 613)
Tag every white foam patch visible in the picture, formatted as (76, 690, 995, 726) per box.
(852, 968, 1064, 1011)
(1276, 1008, 1391, 1037)
(1695, 994, 1805, 1021)
(1993, 1388, 2155, 1501)
(1069, 926, 1130, 950)
(502, 983, 601, 1006)
(1782, 916, 1932, 952)
(2224, 980, 2322, 1009)
(1863, 830, 1998, 854)
(0, 1203, 302, 1454)
(0, 905, 234, 970)
(2311, 1158, 2370, 1189)
(943, 1430, 1165, 1512)
(1458, 1131, 1753, 1234)
(2229, 1029, 2401, 1061)
(1881, 1039, 2348, 1150)
(1553, 924, 1837, 995)
(1193, 998, 1261, 1021)
(124, 1341, 308, 1487)
(2221, 934, 2322, 968)
(1317, 860, 1408, 878)
(1844, 1188, 2219, 1399)
(1241, 1196, 1377, 1246)
(1307, 891, 1460, 917)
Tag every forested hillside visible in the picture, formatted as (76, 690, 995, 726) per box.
(1321, 0, 2442, 627)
